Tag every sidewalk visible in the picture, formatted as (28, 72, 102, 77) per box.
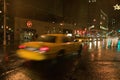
(0, 42, 19, 58)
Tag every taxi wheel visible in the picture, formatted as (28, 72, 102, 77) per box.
(57, 50, 65, 58)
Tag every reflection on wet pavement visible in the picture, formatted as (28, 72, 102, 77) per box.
(1, 40, 120, 80)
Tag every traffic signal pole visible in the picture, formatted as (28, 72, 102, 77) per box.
(3, 0, 6, 45)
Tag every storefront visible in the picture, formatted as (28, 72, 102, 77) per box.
(20, 28, 37, 43)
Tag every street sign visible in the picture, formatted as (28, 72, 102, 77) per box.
(27, 20, 32, 28)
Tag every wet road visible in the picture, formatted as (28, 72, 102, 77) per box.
(0, 41, 120, 80)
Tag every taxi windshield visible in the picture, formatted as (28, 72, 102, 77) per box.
(37, 35, 56, 43)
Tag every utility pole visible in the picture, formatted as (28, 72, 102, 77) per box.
(3, 0, 6, 45)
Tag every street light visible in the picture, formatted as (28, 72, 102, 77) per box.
(3, 0, 6, 45)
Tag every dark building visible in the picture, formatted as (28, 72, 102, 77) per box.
(87, 0, 108, 37)
(0, 0, 110, 44)
(9, 0, 64, 22)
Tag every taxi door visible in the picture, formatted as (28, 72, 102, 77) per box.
(61, 36, 75, 54)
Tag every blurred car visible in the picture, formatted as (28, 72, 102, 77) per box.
(74, 37, 89, 42)
(16, 34, 83, 61)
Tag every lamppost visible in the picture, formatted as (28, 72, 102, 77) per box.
(3, 0, 6, 45)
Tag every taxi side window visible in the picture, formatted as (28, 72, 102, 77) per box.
(62, 37, 70, 43)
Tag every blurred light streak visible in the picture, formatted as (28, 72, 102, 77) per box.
(89, 42, 92, 49)
(94, 41, 97, 47)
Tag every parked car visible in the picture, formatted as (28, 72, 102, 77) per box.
(16, 34, 83, 61)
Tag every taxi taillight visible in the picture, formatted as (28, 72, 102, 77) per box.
(19, 45, 26, 49)
(39, 47, 50, 52)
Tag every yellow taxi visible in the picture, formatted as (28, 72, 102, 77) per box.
(16, 34, 83, 61)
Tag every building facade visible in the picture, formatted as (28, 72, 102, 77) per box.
(0, 0, 109, 44)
